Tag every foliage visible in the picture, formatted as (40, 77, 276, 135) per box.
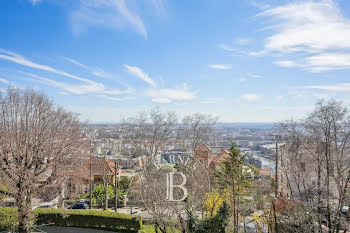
(118, 177, 132, 201)
(119, 177, 131, 192)
(215, 142, 253, 232)
(188, 202, 230, 233)
(92, 185, 114, 200)
(0, 207, 18, 231)
(251, 209, 271, 233)
(0, 207, 142, 232)
(34, 208, 142, 232)
(202, 189, 230, 217)
(249, 165, 259, 176)
(139, 225, 156, 233)
(215, 143, 252, 192)
(0, 180, 12, 200)
(139, 225, 181, 233)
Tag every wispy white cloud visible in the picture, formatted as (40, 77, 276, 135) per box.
(152, 98, 172, 103)
(304, 82, 350, 92)
(64, 57, 90, 69)
(275, 53, 350, 72)
(239, 77, 247, 83)
(25, 72, 105, 95)
(65, 56, 131, 87)
(0, 77, 10, 85)
(258, 1, 350, 53)
(0, 49, 94, 84)
(218, 44, 251, 56)
(124, 64, 157, 87)
(29, 0, 42, 5)
(96, 94, 133, 101)
(255, 0, 350, 72)
(235, 37, 252, 45)
(313, 93, 329, 99)
(149, 0, 168, 17)
(246, 72, 261, 78)
(58, 91, 69, 95)
(70, 0, 160, 38)
(114, 0, 147, 37)
(147, 83, 198, 103)
(2, 50, 132, 96)
(240, 93, 260, 102)
(15, 58, 127, 96)
(304, 53, 350, 72)
(276, 95, 284, 100)
(219, 44, 235, 52)
(274, 60, 299, 68)
(208, 64, 232, 70)
(200, 97, 223, 104)
(249, 0, 270, 10)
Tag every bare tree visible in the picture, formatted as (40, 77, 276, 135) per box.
(177, 113, 218, 154)
(0, 87, 83, 233)
(279, 100, 350, 232)
(120, 107, 177, 163)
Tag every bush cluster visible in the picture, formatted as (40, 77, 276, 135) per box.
(34, 208, 142, 232)
(0, 207, 142, 232)
(0, 207, 18, 231)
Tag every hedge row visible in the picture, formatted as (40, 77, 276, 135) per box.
(35, 208, 142, 232)
(0, 208, 142, 232)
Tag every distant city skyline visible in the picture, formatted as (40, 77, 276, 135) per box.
(1, 0, 350, 123)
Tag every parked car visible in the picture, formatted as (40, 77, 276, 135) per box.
(342, 206, 349, 214)
(35, 202, 57, 209)
(68, 201, 89, 209)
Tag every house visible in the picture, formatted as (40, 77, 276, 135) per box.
(69, 156, 119, 195)
(194, 142, 230, 169)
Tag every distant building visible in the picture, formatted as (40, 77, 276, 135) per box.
(193, 142, 230, 169)
(69, 156, 138, 195)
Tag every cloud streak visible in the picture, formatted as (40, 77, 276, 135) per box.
(240, 93, 260, 102)
(0, 49, 94, 84)
(305, 83, 350, 92)
(124, 64, 157, 87)
(69, 0, 169, 38)
(147, 83, 198, 103)
(256, 0, 350, 72)
(0, 49, 130, 97)
(208, 64, 232, 70)
(0, 77, 10, 85)
(64, 57, 90, 69)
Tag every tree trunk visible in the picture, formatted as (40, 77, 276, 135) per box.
(17, 186, 32, 233)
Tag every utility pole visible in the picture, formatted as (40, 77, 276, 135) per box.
(273, 136, 280, 233)
(275, 141, 279, 198)
(114, 160, 119, 212)
(89, 140, 93, 209)
(103, 139, 108, 210)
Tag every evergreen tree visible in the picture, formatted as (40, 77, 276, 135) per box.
(215, 142, 252, 233)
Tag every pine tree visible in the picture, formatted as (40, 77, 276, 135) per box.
(215, 142, 252, 233)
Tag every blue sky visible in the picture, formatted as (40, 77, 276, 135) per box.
(1, 0, 350, 123)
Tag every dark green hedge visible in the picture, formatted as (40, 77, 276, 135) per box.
(34, 208, 142, 232)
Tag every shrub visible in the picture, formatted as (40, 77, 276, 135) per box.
(139, 225, 156, 233)
(34, 208, 142, 232)
(0, 207, 18, 231)
(92, 185, 114, 200)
